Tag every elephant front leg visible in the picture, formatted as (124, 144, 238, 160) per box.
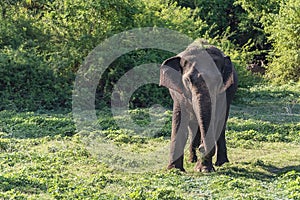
(167, 102, 189, 172)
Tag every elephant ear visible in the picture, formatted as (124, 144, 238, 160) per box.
(159, 56, 184, 94)
(222, 56, 234, 90)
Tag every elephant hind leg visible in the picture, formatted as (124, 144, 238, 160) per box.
(188, 121, 201, 163)
(189, 130, 200, 163)
(215, 128, 229, 166)
(215, 109, 230, 166)
(189, 148, 198, 163)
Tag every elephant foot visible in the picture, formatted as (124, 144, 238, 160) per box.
(215, 158, 229, 166)
(167, 156, 185, 172)
(167, 164, 186, 172)
(194, 161, 215, 173)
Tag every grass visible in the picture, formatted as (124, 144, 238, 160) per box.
(0, 83, 299, 199)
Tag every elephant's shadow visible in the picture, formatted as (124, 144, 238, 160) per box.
(218, 162, 300, 181)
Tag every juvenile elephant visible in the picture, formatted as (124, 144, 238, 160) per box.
(160, 41, 237, 172)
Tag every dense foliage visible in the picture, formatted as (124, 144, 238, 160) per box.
(265, 0, 300, 83)
(0, 0, 299, 110)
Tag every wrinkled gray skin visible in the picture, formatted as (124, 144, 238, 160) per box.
(160, 42, 238, 172)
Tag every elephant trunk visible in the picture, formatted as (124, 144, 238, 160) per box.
(191, 82, 216, 161)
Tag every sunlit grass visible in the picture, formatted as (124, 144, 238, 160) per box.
(0, 84, 299, 199)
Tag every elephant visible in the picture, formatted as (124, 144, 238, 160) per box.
(159, 40, 238, 172)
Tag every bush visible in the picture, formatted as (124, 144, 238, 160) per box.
(0, 0, 141, 111)
(265, 0, 300, 83)
(236, 0, 300, 83)
(0, 46, 70, 111)
(235, 0, 281, 49)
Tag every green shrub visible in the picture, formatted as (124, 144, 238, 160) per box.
(0, 46, 70, 111)
(0, 0, 140, 111)
(265, 0, 300, 83)
(235, 0, 281, 48)
(236, 0, 300, 83)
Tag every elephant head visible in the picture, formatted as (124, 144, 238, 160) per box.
(160, 44, 234, 96)
(160, 41, 236, 172)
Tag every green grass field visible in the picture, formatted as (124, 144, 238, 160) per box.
(0, 84, 299, 199)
